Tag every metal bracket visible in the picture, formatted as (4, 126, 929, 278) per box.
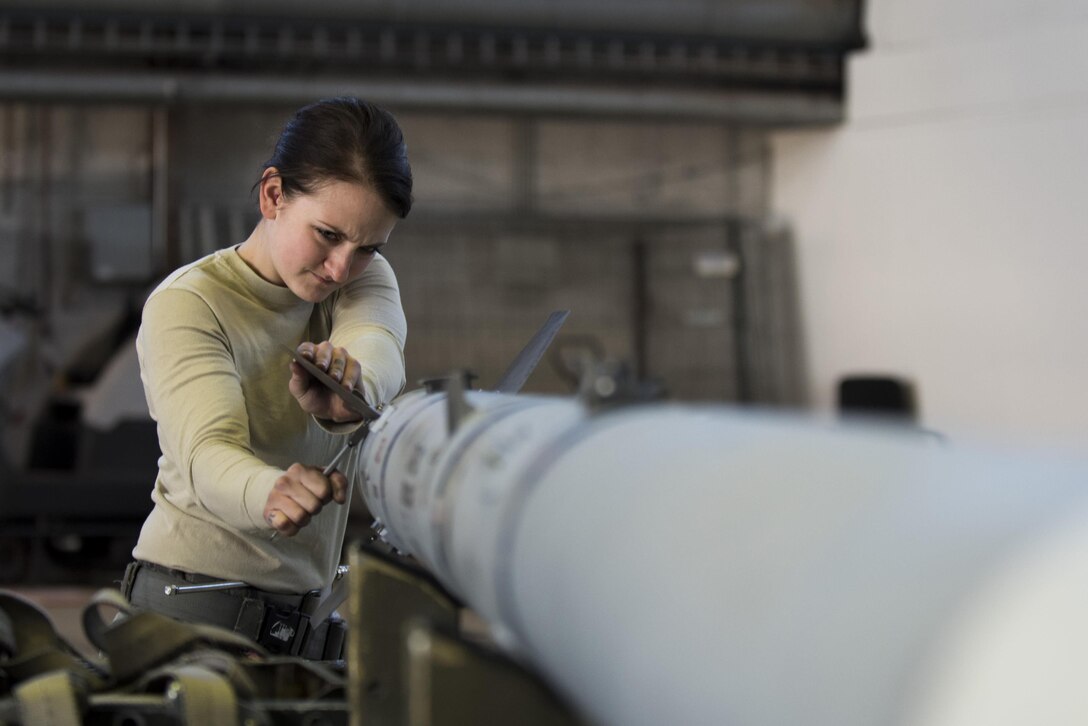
(345, 540, 584, 726)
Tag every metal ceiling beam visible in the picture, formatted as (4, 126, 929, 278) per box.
(3, 0, 867, 48)
(0, 3, 861, 123)
(0, 10, 846, 89)
(0, 69, 843, 125)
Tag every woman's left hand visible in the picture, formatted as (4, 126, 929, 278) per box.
(289, 341, 366, 422)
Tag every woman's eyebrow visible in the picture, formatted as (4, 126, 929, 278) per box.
(315, 220, 346, 235)
(315, 220, 387, 250)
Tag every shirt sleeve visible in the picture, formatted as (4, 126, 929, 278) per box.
(137, 288, 280, 533)
(327, 252, 408, 407)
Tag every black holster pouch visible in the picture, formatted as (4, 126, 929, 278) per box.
(255, 603, 306, 655)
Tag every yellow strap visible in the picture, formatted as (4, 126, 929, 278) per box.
(81, 589, 266, 684)
(0, 590, 105, 691)
(0, 590, 68, 656)
(79, 589, 134, 651)
(161, 665, 238, 726)
(0, 607, 15, 657)
(14, 671, 82, 726)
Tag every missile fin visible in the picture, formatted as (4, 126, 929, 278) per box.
(494, 310, 571, 394)
(446, 370, 477, 434)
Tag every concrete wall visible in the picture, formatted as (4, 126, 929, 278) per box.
(1, 101, 782, 415)
(770, 0, 1088, 451)
(392, 115, 762, 399)
(169, 109, 771, 399)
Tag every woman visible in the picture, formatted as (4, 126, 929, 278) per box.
(122, 97, 411, 659)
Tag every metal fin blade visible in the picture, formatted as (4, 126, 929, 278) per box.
(446, 370, 476, 434)
(494, 310, 571, 394)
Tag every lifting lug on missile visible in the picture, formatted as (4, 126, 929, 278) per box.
(419, 371, 478, 394)
(445, 369, 477, 434)
(577, 358, 664, 411)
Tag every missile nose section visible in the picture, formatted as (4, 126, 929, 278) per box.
(358, 385, 588, 610)
(351, 310, 1088, 725)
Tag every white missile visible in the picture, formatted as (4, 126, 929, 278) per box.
(356, 322, 1088, 726)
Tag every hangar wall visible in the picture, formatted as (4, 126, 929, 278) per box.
(0, 102, 791, 450)
(770, 0, 1088, 451)
(170, 109, 776, 400)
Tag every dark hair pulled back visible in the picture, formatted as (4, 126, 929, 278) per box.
(260, 97, 413, 218)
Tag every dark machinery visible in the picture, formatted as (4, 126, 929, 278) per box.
(0, 319, 158, 585)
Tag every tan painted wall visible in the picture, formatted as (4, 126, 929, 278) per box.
(770, 1, 1088, 450)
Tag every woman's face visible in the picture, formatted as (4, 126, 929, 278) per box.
(257, 173, 399, 303)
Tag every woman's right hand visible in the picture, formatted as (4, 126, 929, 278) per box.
(263, 463, 349, 537)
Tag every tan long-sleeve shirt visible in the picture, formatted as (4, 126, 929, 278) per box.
(133, 247, 406, 593)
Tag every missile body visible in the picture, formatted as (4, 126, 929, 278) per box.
(359, 390, 1088, 726)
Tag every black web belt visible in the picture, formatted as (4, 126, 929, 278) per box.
(122, 561, 346, 661)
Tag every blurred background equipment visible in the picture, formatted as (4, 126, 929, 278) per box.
(0, 0, 865, 584)
(838, 373, 917, 421)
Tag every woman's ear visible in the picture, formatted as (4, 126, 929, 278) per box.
(258, 168, 284, 220)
